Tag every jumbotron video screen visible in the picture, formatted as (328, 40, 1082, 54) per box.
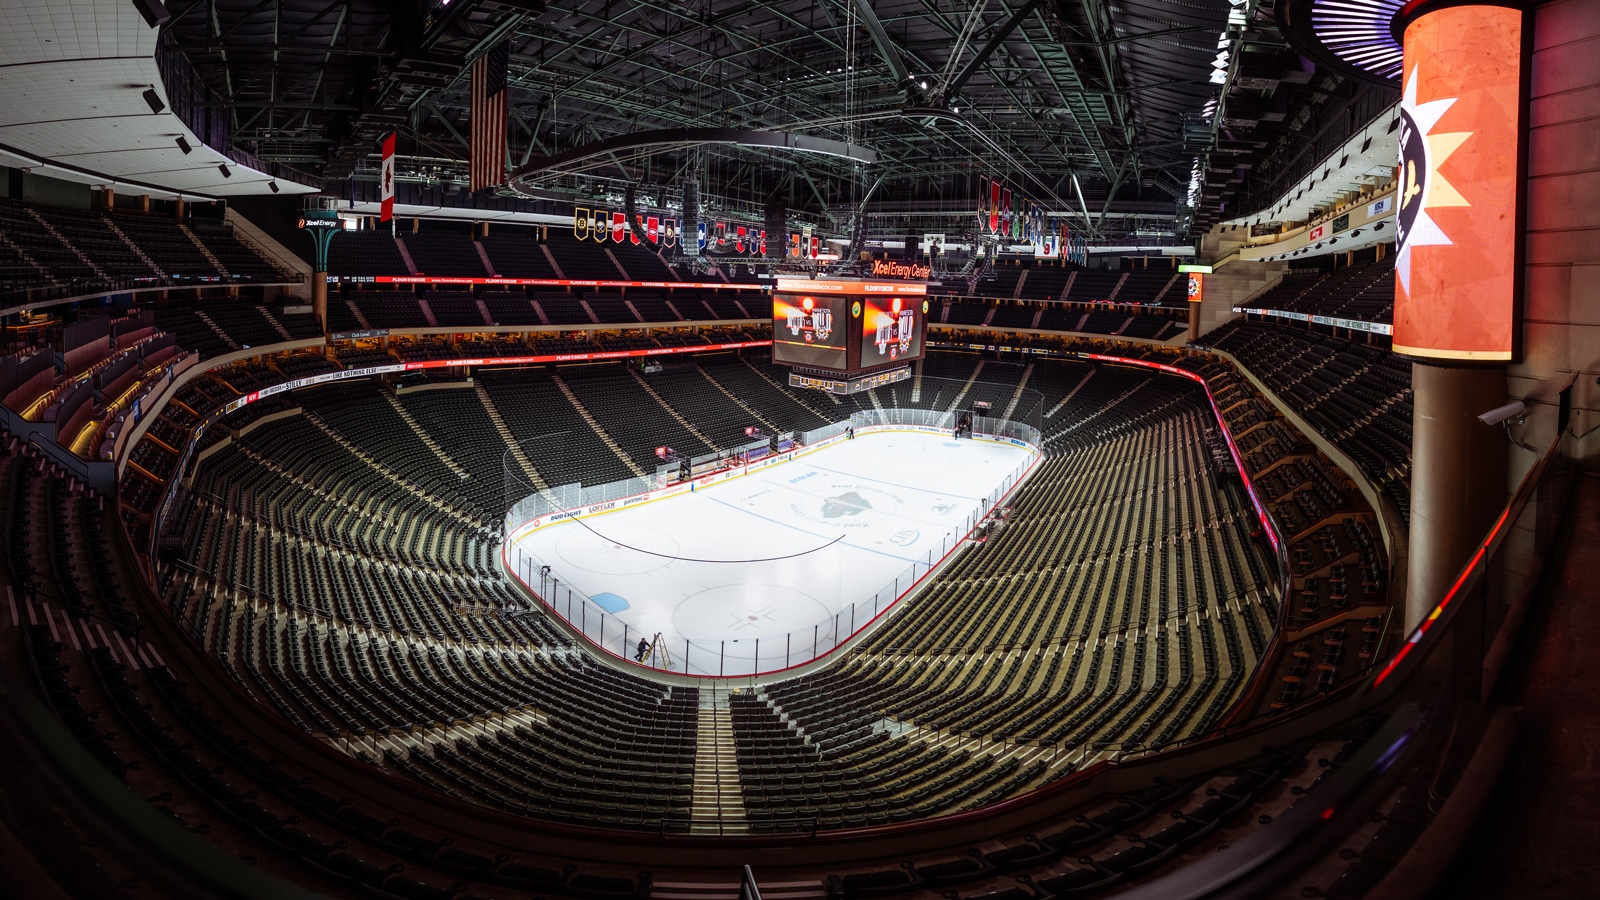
(772, 279, 928, 374)
(859, 295, 927, 366)
(772, 292, 849, 370)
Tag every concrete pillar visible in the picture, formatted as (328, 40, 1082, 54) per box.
(98, 187, 114, 211)
(173, 197, 185, 220)
(312, 272, 329, 335)
(1407, 363, 1509, 629)
(137, 194, 150, 213)
(1188, 301, 1202, 344)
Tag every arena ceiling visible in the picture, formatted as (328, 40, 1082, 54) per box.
(152, 0, 1391, 238)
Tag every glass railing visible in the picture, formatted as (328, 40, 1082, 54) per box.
(503, 409, 1041, 678)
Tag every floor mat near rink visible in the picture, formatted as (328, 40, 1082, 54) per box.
(509, 432, 1034, 655)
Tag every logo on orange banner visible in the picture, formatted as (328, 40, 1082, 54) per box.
(1187, 273, 1204, 304)
(1393, 4, 1524, 361)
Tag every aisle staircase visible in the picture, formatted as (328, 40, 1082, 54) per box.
(630, 369, 720, 449)
(945, 359, 987, 412)
(689, 688, 747, 835)
(178, 223, 230, 277)
(551, 374, 647, 478)
(474, 384, 547, 491)
(382, 390, 468, 478)
(1002, 362, 1035, 420)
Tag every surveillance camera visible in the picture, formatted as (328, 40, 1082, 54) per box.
(1478, 400, 1526, 426)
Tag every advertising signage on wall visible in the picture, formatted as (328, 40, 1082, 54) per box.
(329, 276, 765, 291)
(1392, 4, 1525, 361)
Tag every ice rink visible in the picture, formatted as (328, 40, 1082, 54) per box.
(504, 430, 1036, 676)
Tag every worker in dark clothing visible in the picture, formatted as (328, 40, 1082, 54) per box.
(635, 638, 651, 662)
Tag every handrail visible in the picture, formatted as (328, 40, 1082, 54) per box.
(1115, 376, 1581, 897)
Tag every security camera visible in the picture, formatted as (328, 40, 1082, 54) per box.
(1478, 400, 1526, 426)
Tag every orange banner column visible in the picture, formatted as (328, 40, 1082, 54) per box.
(1393, 0, 1529, 628)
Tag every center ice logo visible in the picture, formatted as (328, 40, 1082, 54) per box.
(821, 491, 872, 518)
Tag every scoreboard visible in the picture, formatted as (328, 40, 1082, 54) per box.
(772, 279, 929, 381)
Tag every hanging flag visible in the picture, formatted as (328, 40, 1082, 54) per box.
(758, 229, 767, 256)
(468, 41, 510, 193)
(790, 233, 802, 258)
(663, 218, 677, 248)
(810, 235, 819, 258)
(978, 176, 989, 231)
(592, 209, 607, 243)
(697, 221, 708, 251)
(611, 211, 626, 243)
(735, 225, 747, 253)
(647, 216, 660, 244)
(629, 216, 641, 244)
(379, 133, 396, 222)
(1001, 189, 1013, 239)
(574, 206, 589, 240)
(989, 180, 1001, 234)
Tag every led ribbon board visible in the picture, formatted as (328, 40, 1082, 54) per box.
(1393, 3, 1525, 361)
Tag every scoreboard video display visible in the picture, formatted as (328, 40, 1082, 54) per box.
(860, 294, 926, 366)
(772, 279, 928, 375)
(772, 292, 849, 369)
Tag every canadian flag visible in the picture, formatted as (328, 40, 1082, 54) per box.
(379, 133, 396, 222)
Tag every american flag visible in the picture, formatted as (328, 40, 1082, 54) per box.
(469, 41, 510, 193)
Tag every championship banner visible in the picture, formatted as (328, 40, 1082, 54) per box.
(1392, 3, 1525, 361)
(574, 207, 589, 240)
(611, 211, 626, 243)
(379, 133, 396, 223)
(989, 180, 1001, 234)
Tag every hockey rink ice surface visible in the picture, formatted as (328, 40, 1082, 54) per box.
(507, 430, 1035, 675)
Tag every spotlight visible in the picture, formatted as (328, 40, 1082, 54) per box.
(132, 0, 172, 28)
(218, 164, 231, 178)
(1351, 229, 1361, 238)
(142, 88, 165, 114)
(1373, 222, 1386, 231)
(175, 135, 192, 154)
(1361, 137, 1373, 153)
(268, 180, 279, 193)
